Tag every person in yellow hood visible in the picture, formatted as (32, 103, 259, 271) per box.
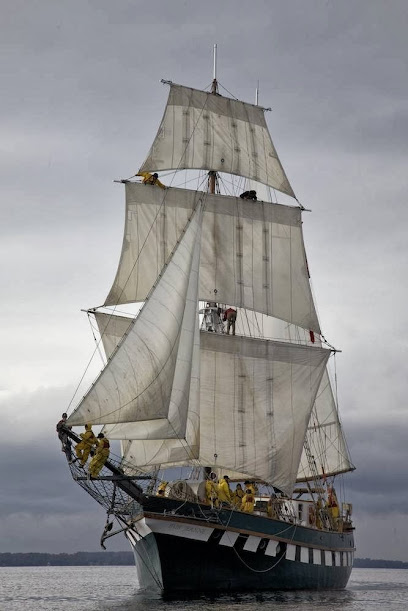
(89, 433, 110, 478)
(205, 474, 218, 507)
(233, 483, 244, 508)
(156, 481, 168, 496)
(241, 488, 255, 514)
(75, 423, 97, 466)
(136, 171, 166, 189)
(217, 475, 232, 506)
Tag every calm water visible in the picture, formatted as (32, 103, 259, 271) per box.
(0, 566, 407, 610)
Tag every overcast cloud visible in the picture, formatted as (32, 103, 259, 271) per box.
(1, 0, 407, 560)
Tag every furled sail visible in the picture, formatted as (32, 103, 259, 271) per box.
(297, 369, 354, 481)
(139, 83, 295, 197)
(67, 201, 203, 428)
(105, 183, 320, 333)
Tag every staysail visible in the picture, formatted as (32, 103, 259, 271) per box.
(67, 200, 203, 429)
(139, 83, 295, 197)
(297, 369, 354, 480)
(105, 184, 320, 333)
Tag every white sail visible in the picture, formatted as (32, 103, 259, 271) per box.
(198, 333, 329, 495)
(67, 201, 203, 427)
(297, 369, 354, 481)
(139, 84, 295, 197)
(110, 332, 329, 495)
(105, 184, 320, 333)
(94, 309, 351, 482)
(94, 312, 134, 360)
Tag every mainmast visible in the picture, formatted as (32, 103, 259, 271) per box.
(208, 44, 218, 195)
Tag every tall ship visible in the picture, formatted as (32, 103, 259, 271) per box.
(59, 54, 355, 593)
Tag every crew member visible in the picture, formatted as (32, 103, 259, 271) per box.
(326, 486, 340, 528)
(241, 488, 255, 513)
(244, 480, 258, 495)
(136, 171, 166, 189)
(223, 307, 237, 335)
(89, 433, 110, 478)
(56, 412, 73, 462)
(239, 190, 257, 201)
(156, 481, 168, 496)
(205, 475, 218, 507)
(217, 475, 232, 506)
(233, 483, 244, 508)
(75, 423, 97, 466)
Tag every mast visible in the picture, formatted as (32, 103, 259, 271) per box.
(209, 44, 218, 194)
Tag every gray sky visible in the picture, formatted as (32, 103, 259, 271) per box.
(1, 0, 407, 560)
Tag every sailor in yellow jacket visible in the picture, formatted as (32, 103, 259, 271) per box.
(244, 480, 258, 496)
(233, 483, 245, 508)
(156, 481, 168, 496)
(205, 477, 218, 507)
(75, 423, 97, 466)
(89, 433, 110, 478)
(217, 475, 232, 506)
(136, 171, 166, 189)
(241, 489, 255, 514)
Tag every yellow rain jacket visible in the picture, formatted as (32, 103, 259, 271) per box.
(241, 491, 255, 514)
(205, 480, 218, 505)
(137, 171, 166, 189)
(217, 478, 232, 504)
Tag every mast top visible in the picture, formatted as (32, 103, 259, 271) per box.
(211, 43, 218, 94)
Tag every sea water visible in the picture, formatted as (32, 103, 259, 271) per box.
(0, 566, 407, 610)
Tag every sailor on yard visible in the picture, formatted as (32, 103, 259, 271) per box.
(136, 171, 166, 189)
(240, 190, 257, 201)
(75, 423, 97, 466)
(89, 433, 110, 478)
(223, 307, 237, 335)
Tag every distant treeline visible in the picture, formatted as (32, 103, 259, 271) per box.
(353, 558, 408, 569)
(0, 552, 407, 568)
(0, 552, 134, 566)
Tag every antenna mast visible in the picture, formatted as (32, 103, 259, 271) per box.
(209, 44, 218, 194)
(211, 43, 218, 94)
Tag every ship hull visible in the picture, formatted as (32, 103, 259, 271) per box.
(126, 499, 354, 593)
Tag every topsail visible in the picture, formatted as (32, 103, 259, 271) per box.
(105, 183, 320, 333)
(140, 84, 295, 197)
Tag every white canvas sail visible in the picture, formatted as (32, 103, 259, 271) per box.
(94, 312, 134, 360)
(139, 84, 295, 197)
(94, 309, 351, 482)
(297, 369, 354, 481)
(198, 333, 330, 495)
(108, 332, 330, 495)
(67, 201, 203, 427)
(105, 184, 320, 333)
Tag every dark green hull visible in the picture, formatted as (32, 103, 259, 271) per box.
(127, 498, 354, 593)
